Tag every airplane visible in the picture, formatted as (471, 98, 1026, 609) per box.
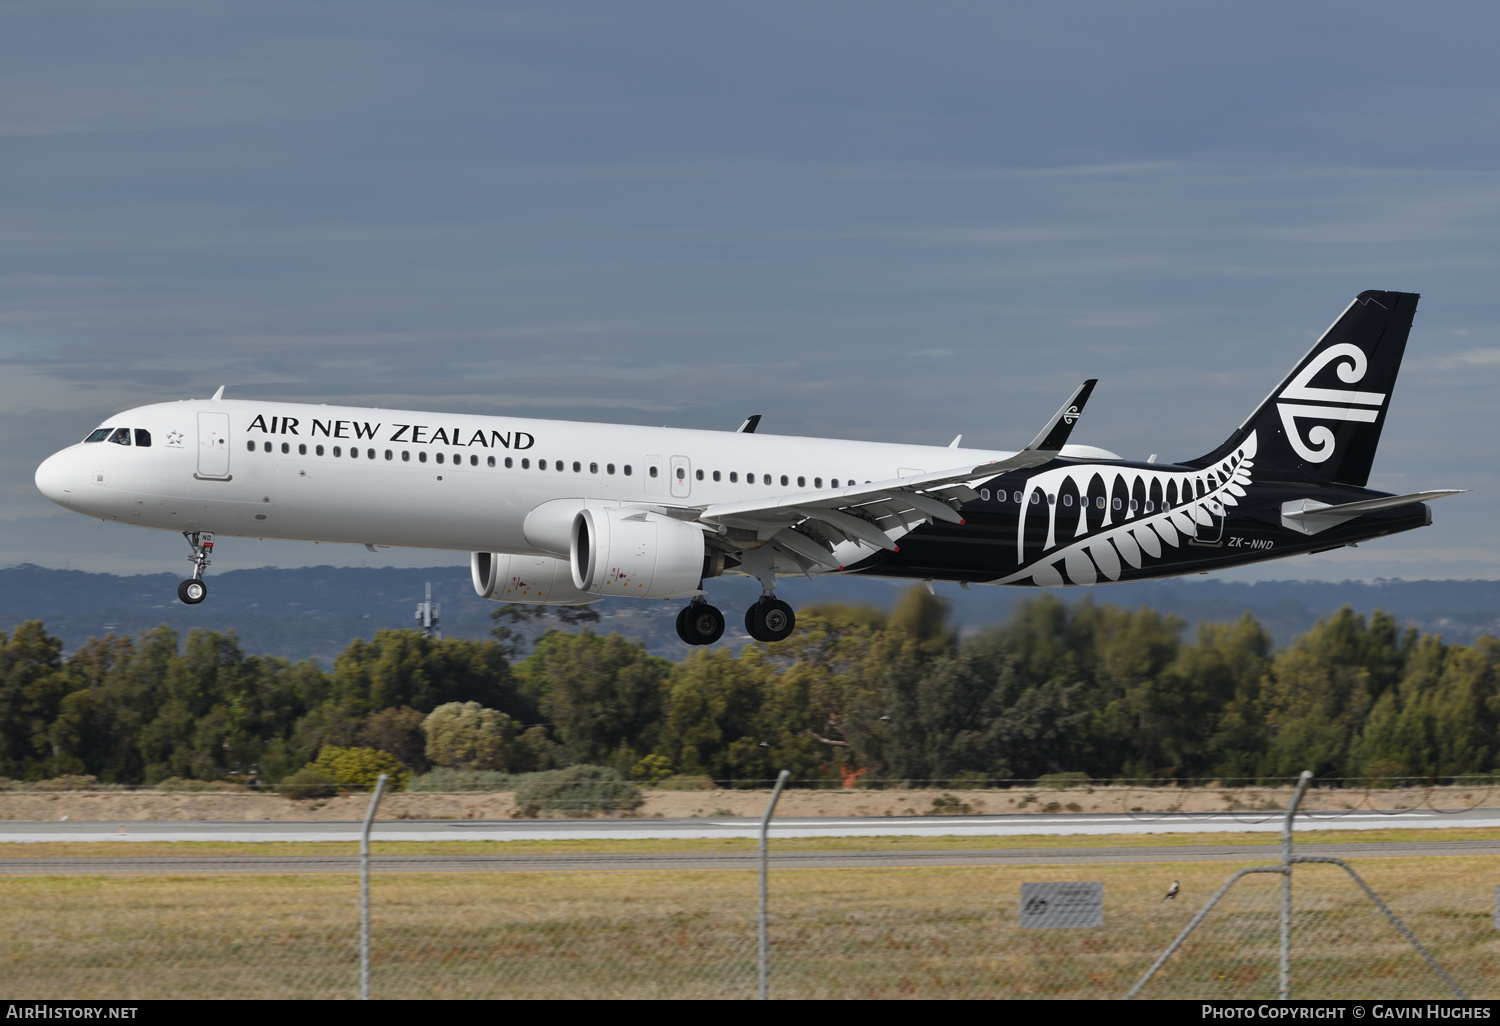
(34, 290, 1462, 647)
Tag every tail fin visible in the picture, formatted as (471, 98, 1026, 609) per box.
(1190, 290, 1419, 487)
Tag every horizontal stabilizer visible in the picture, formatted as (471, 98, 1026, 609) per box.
(1281, 489, 1465, 535)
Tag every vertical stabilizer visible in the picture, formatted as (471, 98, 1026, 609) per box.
(1190, 290, 1418, 487)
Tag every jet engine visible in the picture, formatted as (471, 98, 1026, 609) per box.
(570, 506, 708, 600)
(470, 551, 596, 606)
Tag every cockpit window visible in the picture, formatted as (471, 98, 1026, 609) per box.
(108, 428, 131, 446)
(84, 429, 111, 443)
(134, 429, 151, 448)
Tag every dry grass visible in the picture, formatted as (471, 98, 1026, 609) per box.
(1, 855, 1495, 999)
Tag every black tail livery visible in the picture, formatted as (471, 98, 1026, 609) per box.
(1194, 290, 1419, 488)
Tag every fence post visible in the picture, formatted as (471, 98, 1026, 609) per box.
(360, 773, 390, 1001)
(759, 770, 790, 1001)
(1280, 770, 1313, 1001)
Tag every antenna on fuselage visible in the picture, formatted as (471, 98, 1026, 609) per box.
(415, 582, 442, 640)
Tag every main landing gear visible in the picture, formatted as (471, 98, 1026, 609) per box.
(676, 600, 726, 646)
(745, 597, 795, 643)
(178, 531, 214, 605)
(674, 596, 797, 645)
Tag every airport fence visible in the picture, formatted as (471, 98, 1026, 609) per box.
(0, 778, 1495, 1000)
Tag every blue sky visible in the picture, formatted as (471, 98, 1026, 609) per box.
(4, 1, 1498, 579)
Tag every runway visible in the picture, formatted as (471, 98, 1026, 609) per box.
(1, 806, 1497, 844)
(1, 838, 1495, 875)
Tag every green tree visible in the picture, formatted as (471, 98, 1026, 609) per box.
(521, 630, 671, 772)
(422, 701, 521, 771)
(313, 745, 410, 790)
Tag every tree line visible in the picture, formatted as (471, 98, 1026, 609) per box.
(1, 588, 1496, 786)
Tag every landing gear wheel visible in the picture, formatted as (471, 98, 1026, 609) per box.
(676, 603, 725, 646)
(178, 579, 207, 605)
(745, 598, 795, 643)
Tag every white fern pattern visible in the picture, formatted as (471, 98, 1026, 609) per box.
(992, 431, 1259, 587)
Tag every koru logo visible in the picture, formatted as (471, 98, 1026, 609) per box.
(1275, 343, 1384, 463)
(1061, 405, 1081, 426)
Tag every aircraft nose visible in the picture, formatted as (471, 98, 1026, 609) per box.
(35, 449, 77, 507)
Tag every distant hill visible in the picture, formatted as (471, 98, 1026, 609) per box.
(2, 563, 1497, 663)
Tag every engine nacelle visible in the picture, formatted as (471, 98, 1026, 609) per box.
(570, 506, 706, 600)
(470, 551, 596, 606)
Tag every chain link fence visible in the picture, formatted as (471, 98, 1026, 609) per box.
(2, 859, 1495, 999)
(2, 777, 1497, 999)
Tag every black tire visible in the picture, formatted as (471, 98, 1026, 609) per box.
(758, 598, 795, 642)
(178, 579, 207, 605)
(745, 602, 767, 642)
(688, 603, 725, 645)
(678, 603, 725, 645)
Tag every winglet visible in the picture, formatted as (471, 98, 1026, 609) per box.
(1025, 379, 1097, 452)
(211, 386, 225, 401)
(737, 414, 762, 434)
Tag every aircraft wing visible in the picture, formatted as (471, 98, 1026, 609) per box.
(696, 380, 1098, 569)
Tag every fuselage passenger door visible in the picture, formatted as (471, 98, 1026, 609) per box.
(670, 455, 691, 498)
(197, 412, 232, 479)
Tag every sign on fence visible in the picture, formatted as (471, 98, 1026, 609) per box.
(1020, 882, 1104, 929)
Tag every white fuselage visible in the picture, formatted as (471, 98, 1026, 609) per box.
(35, 398, 1018, 563)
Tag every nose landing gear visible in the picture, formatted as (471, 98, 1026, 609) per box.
(675, 600, 726, 646)
(745, 597, 796, 643)
(178, 531, 214, 605)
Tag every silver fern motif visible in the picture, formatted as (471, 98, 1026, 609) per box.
(992, 431, 1259, 587)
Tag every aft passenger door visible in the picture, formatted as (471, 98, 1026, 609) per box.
(197, 412, 231, 479)
(670, 455, 691, 498)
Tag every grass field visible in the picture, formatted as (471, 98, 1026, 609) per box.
(2, 835, 1495, 999)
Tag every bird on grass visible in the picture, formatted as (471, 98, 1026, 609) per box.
(1162, 880, 1180, 902)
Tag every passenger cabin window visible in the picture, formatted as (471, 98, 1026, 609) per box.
(401, 451, 410, 462)
(109, 428, 131, 445)
(814, 477, 822, 488)
(488, 456, 496, 467)
(134, 429, 152, 447)
(264, 441, 272, 453)
(351, 447, 359, 458)
(555, 460, 563, 472)
(712, 470, 720, 482)
(505, 457, 512, 468)
(763, 474, 772, 485)
(695, 469, 703, 481)
(316, 445, 325, 456)
(573, 461, 581, 472)
(1013, 491, 1022, 503)
(623, 465, 632, 476)
(729, 472, 738, 483)
(676, 467, 685, 480)
(435, 453, 443, 464)
(85, 429, 111, 443)
(606, 463, 614, 474)
(797, 476, 805, 487)
(980, 488, 991, 501)
(831, 479, 838, 487)
(538, 459, 546, 470)
(472, 455, 479, 467)
(370, 449, 377, 460)
(649, 466, 658, 478)
(333, 446, 343, 457)
(1063, 494, 1073, 506)
(780, 475, 788, 486)
(418, 451, 427, 463)
(591, 463, 599, 474)
(299, 444, 307, 455)
(521, 458, 529, 468)
(246, 440, 255, 452)
(281, 442, 289, 454)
